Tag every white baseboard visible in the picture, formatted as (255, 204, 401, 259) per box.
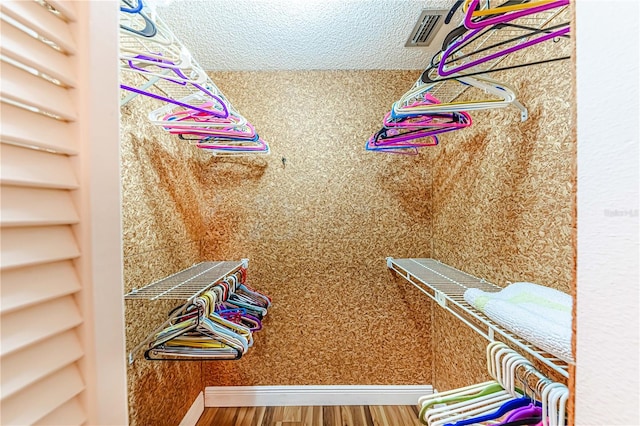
(179, 391, 204, 426)
(205, 385, 433, 407)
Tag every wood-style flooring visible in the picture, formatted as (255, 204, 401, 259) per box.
(195, 405, 422, 426)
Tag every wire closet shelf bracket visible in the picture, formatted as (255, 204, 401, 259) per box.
(386, 257, 570, 379)
(124, 259, 248, 363)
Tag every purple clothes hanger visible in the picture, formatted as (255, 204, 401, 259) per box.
(365, 128, 439, 155)
(124, 55, 229, 118)
(383, 110, 472, 129)
(371, 125, 464, 147)
(497, 404, 543, 426)
(120, 84, 227, 116)
(463, 0, 569, 30)
(437, 23, 569, 77)
(169, 123, 257, 140)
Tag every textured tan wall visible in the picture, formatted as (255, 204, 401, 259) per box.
(121, 82, 210, 425)
(428, 36, 575, 390)
(199, 71, 434, 386)
(121, 55, 574, 420)
(122, 70, 436, 424)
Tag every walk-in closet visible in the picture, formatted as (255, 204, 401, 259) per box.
(0, 1, 637, 426)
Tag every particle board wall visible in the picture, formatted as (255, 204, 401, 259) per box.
(427, 36, 575, 390)
(121, 79, 212, 425)
(199, 71, 435, 386)
(121, 70, 437, 424)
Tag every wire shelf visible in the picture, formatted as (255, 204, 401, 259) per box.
(124, 260, 246, 302)
(125, 259, 248, 363)
(387, 257, 571, 379)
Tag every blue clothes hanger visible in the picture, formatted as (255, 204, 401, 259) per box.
(120, 0, 157, 38)
(444, 397, 534, 426)
(120, 0, 142, 14)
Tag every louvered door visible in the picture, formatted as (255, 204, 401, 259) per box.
(1, 1, 126, 425)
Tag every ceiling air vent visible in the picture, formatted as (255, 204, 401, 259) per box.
(405, 9, 448, 47)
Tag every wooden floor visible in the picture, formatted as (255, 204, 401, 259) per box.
(195, 405, 422, 426)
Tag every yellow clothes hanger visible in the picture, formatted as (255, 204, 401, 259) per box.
(465, 0, 559, 16)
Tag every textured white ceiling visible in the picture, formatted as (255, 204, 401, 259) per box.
(154, 0, 458, 71)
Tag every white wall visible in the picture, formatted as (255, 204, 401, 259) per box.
(575, 1, 640, 424)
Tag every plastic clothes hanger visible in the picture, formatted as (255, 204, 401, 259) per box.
(424, 343, 519, 425)
(122, 57, 232, 122)
(170, 122, 257, 140)
(384, 105, 472, 129)
(463, 0, 568, 29)
(236, 285, 271, 308)
(148, 315, 199, 349)
(124, 54, 209, 87)
(120, 25, 183, 66)
(427, 393, 515, 426)
(144, 268, 269, 361)
(466, 0, 557, 17)
(183, 292, 251, 353)
(368, 126, 441, 146)
(422, 54, 569, 84)
(497, 396, 542, 425)
(155, 100, 246, 138)
(439, 351, 532, 426)
(443, 397, 533, 426)
(433, 23, 569, 78)
(395, 76, 517, 115)
(438, 0, 548, 59)
(546, 385, 568, 426)
(120, 0, 142, 13)
(145, 313, 246, 360)
(419, 382, 504, 423)
(151, 95, 242, 128)
(418, 381, 498, 408)
(217, 308, 262, 332)
(431, 21, 569, 76)
(222, 275, 270, 309)
(365, 131, 438, 155)
(209, 276, 265, 331)
(120, 83, 229, 117)
(539, 382, 565, 426)
(421, 343, 535, 425)
(148, 339, 241, 360)
(192, 135, 269, 151)
(120, 7, 186, 70)
(378, 105, 472, 148)
(500, 417, 544, 426)
(197, 141, 271, 157)
(120, 0, 157, 38)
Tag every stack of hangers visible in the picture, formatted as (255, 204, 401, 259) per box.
(119, 0, 269, 156)
(367, 0, 570, 155)
(145, 267, 272, 360)
(419, 342, 569, 426)
(366, 92, 473, 154)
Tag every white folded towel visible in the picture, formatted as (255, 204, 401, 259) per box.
(464, 282, 573, 362)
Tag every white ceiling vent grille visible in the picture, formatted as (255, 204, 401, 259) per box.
(405, 9, 448, 47)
